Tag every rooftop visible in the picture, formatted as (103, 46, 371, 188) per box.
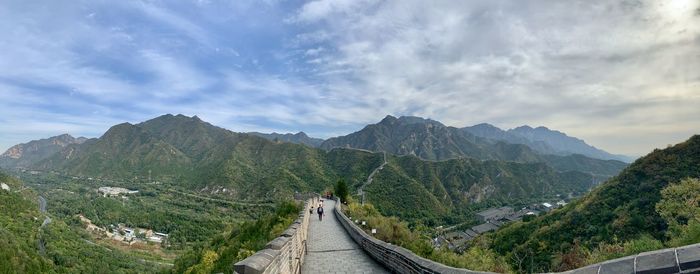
(471, 223, 499, 234)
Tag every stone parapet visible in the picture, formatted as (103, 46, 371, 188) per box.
(234, 197, 317, 274)
(333, 198, 700, 274)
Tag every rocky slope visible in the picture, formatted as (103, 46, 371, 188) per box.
(0, 134, 87, 169)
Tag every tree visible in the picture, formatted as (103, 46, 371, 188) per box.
(656, 178, 700, 245)
(655, 178, 700, 230)
(335, 179, 349, 203)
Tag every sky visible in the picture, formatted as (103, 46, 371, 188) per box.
(0, 0, 698, 157)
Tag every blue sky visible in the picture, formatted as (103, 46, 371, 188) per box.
(1, 0, 698, 156)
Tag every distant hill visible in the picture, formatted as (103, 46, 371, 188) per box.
(0, 134, 87, 169)
(463, 123, 634, 162)
(248, 131, 324, 147)
(490, 134, 700, 272)
(320, 115, 626, 177)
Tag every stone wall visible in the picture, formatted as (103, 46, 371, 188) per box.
(233, 197, 317, 274)
(333, 198, 700, 274)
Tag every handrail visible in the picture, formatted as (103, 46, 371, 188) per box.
(333, 197, 700, 274)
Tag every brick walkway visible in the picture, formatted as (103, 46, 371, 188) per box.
(301, 199, 388, 274)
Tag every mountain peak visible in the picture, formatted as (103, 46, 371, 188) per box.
(514, 125, 534, 131)
(379, 115, 398, 124)
(470, 123, 500, 130)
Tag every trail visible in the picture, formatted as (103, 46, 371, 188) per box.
(357, 151, 387, 204)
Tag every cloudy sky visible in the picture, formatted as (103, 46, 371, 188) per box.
(0, 0, 698, 156)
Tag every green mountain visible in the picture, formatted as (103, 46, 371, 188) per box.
(320, 115, 626, 177)
(0, 134, 87, 169)
(248, 131, 324, 147)
(35, 122, 193, 180)
(490, 135, 700, 272)
(27, 115, 384, 200)
(5, 115, 601, 224)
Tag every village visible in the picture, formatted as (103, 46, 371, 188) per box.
(75, 186, 170, 247)
(434, 199, 568, 252)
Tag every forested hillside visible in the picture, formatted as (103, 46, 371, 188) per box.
(366, 154, 596, 224)
(490, 135, 700, 272)
(0, 172, 166, 273)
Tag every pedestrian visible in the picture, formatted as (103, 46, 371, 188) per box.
(317, 204, 324, 221)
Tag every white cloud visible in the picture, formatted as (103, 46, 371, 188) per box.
(288, 0, 700, 155)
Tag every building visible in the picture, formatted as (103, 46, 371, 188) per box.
(98, 186, 138, 197)
(541, 202, 553, 212)
(475, 206, 514, 222)
(471, 222, 500, 234)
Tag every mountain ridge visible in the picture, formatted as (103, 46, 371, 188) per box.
(320, 115, 627, 177)
(248, 131, 324, 147)
(464, 123, 633, 162)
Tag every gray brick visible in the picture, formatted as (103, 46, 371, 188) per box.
(635, 249, 680, 274)
(301, 199, 388, 273)
(598, 255, 635, 274)
(677, 243, 700, 272)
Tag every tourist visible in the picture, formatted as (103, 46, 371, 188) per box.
(317, 204, 324, 221)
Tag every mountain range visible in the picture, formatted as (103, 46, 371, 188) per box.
(320, 115, 627, 177)
(463, 123, 634, 162)
(0, 114, 621, 223)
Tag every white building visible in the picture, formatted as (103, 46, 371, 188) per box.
(98, 187, 138, 197)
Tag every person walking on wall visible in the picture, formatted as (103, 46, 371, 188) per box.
(317, 204, 324, 221)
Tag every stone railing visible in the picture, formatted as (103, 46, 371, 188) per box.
(333, 198, 700, 274)
(333, 198, 494, 274)
(233, 197, 318, 274)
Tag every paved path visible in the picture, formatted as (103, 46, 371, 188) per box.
(301, 200, 388, 274)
